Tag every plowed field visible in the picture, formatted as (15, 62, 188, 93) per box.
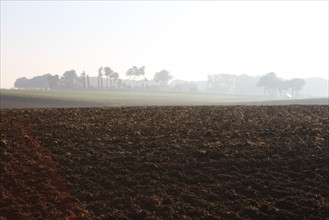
(1, 106, 328, 219)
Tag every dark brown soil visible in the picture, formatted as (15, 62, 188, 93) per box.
(1, 106, 328, 219)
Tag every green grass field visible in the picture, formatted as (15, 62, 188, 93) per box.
(1, 89, 327, 107)
(0, 89, 265, 105)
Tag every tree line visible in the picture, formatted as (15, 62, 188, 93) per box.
(14, 66, 174, 90)
(207, 72, 305, 98)
(14, 68, 305, 98)
(256, 72, 305, 98)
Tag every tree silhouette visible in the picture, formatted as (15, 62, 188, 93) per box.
(138, 66, 145, 76)
(47, 75, 60, 89)
(257, 73, 305, 98)
(287, 78, 305, 98)
(61, 70, 78, 89)
(15, 74, 52, 89)
(112, 72, 119, 88)
(14, 77, 29, 89)
(80, 71, 86, 89)
(207, 73, 236, 93)
(142, 77, 148, 88)
(154, 70, 173, 86)
(103, 67, 114, 88)
(137, 66, 145, 86)
(257, 72, 280, 96)
(276, 79, 288, 98)
(98, 67, 103, 89)
(86, 74, 90, 89)
(126, 66, 138, 79)
(126, 66, 145, 87)
(207, 75, 214, 90)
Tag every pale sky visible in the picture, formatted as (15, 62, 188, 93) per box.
(1, 1, 328, 88)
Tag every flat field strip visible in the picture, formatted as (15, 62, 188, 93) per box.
(1, 89, 327, 108)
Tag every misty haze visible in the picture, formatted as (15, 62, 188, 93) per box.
(1, 69, 328, 108)
(1, 1, 328, 219)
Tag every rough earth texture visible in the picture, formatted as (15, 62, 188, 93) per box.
(1, 106, 329, 219)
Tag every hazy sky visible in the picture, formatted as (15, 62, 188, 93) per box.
(1, 1, 328, 88)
